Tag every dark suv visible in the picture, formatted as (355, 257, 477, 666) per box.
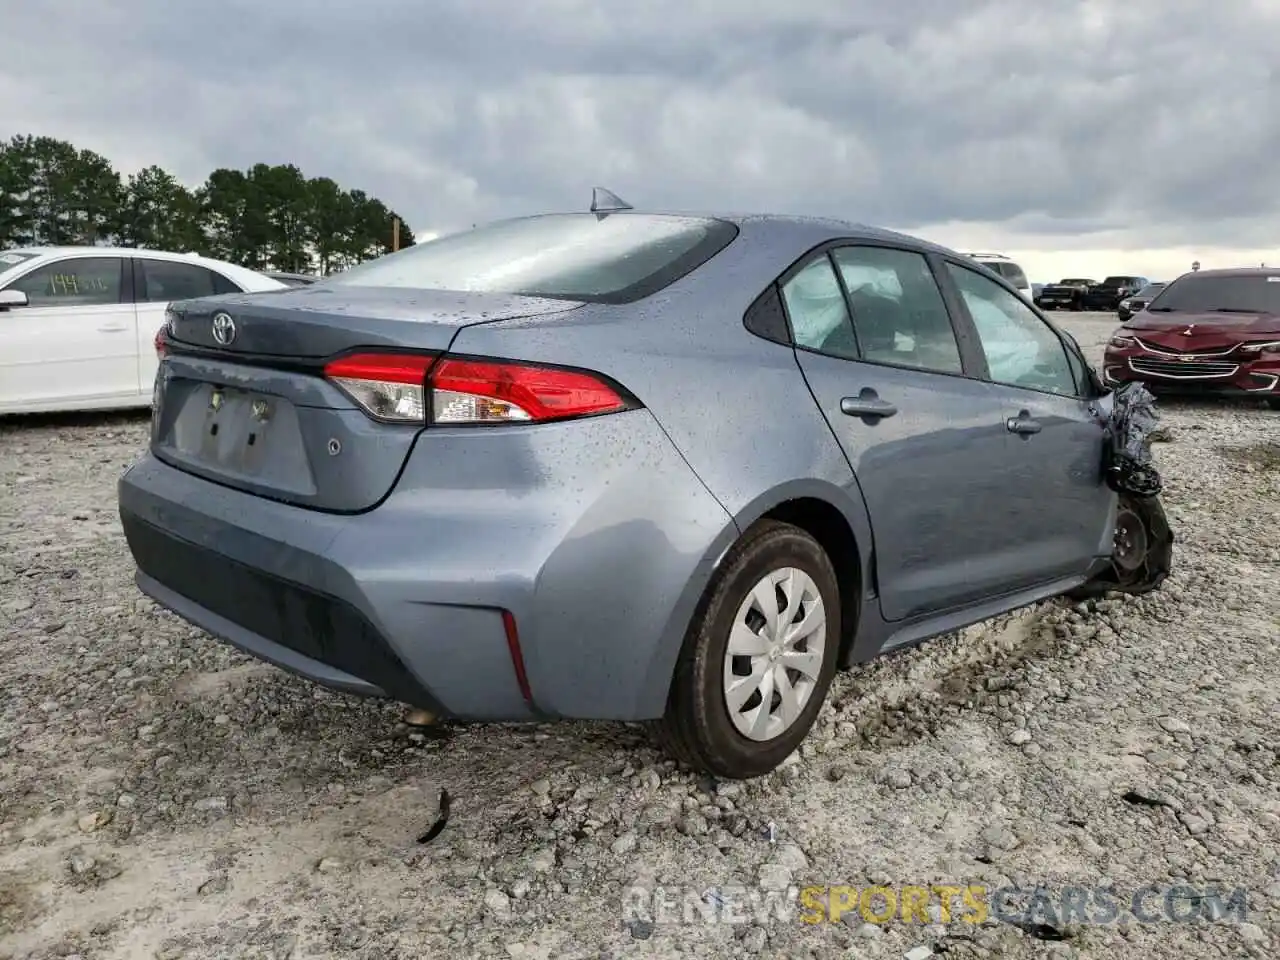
(1082, 276, 1148, 311)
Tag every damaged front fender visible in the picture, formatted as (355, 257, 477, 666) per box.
(1071, 383, 1175, 598)
(1102, 381, 1163, 498)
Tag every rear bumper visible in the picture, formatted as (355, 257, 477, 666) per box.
(118, 409, 737, 722)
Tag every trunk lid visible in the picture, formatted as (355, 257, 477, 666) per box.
(166, 286, 577, 358)
(152, 287, 584, 513)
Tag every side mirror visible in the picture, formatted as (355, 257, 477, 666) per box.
(0, 289, 30, 310)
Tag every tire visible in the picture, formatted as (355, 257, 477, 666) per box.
(1066, 494, 1174, 600)
(659, 520, 842, 779)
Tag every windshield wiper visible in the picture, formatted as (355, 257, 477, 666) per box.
(1212, 308, 1262, 314)
(1147, 307, 1176, 312)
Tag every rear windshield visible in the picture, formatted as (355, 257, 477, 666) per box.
(1148, 274, 1280, 314)
(980, 261, 1026, 285)
(329, 213, 739, 304)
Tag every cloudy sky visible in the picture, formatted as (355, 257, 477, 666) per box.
(2, 0, 1276, 281)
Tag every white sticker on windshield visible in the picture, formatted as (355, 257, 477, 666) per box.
(0, 254, 26, 265)
(1267, 276, 1280, 282)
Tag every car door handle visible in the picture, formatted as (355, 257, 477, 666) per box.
(97, 323, 128, 333)
(841, 394, 898, 419)
(1006, 412, 1042, 435)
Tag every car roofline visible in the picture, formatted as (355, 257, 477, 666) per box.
(437, 209, 970, 262)
(1171, 267, 1280, 279)
(0, 246, 277, 279)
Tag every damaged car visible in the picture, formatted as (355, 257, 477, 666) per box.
(118, 192, 1173, 779)
(1101, 267, 1280, 407)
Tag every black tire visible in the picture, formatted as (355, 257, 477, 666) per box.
(659, 520, 842, 779)
(1066, 494, 1174, 600)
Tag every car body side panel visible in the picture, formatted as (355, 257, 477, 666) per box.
(981, 385, 1117, 586)
(445, 217, 881, 609)
(794, 353, 1020, 620)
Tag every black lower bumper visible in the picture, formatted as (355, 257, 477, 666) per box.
(121, 512, 444, 712)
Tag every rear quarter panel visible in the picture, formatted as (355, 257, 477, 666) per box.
(447, 220, 879, 681)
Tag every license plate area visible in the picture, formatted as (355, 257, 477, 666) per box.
(160, 381, 317, 494)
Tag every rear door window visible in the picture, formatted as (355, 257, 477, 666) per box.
(831, 246, 963, 375)
(139, 260, 242, 301)
(780, 257, 859, 360)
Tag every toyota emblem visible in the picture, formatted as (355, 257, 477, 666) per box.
(212, 312, 236, 345)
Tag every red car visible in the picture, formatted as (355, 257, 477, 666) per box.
(1101, 268, 1280, 408)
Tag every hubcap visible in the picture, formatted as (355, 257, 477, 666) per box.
(722, 567, 827, 742)
(1113, 507, 1148, 573)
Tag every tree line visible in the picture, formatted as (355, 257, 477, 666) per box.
(0, 135, 417, 276)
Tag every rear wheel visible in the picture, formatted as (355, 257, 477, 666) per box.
(660, 520, 842, 779)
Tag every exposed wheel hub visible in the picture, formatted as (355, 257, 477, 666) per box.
(1113, 507, 1148, 573)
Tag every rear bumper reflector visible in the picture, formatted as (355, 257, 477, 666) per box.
(501, 610, 533, 703)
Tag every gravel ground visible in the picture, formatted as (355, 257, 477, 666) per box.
(1, 313, 1278, 960)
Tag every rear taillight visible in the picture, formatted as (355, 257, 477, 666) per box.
(322, 352, 635, 425)
(324, 352, 435, 422)
(429, 358, 631, 424)
(154, 327, 167, 358)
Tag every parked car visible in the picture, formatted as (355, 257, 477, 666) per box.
(965, 252, 1033, 303)
(266, 272, 320, 287)
(1038, 278, 1096, 311)
(1101, 268, 1280, 407)
(1117, 281, 1166, 321)
(0, 247, 286, 415)
(1081, 275, 1148, 311)
(118, 203, 1169, 778)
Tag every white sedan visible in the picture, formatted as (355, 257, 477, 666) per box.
(0, 247, 288, 415)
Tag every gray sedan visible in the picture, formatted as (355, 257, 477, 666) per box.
(118, 197, 1170, 778)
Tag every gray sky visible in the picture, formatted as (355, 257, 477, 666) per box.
(2, 0, 1276, 279)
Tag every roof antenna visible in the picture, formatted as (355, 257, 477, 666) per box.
(590, 187, 633, 215)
